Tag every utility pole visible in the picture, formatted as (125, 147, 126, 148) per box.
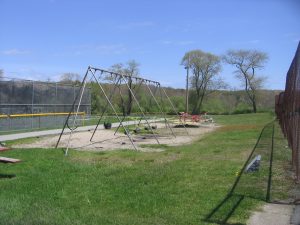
(185, 56, 190, 114)
(185, 66, 189, 114)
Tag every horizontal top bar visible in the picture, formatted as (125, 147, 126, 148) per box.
(88, 66, 161, 85)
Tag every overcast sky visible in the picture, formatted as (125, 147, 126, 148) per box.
(0, 0, 299, 89)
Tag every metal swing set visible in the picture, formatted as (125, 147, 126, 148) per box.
(55, 66, 188, 155)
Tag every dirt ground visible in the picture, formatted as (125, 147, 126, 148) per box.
(15, 122, 217, 152)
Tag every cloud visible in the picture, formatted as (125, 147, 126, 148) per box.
(247, 40, 260, 44)
(1, 49, 30, 55)
(117, 21, 155, 30)
(178, 41, 195, 45)
(164, 23, 193, 33)
(3, 67, 47, 81)
(95, 44, 127, 54)
(283, 32, 297, 38)
(230, 39, 261, 45)
(161, 40, 172, 45)
(53, 44, 128, 57)
(282, 33, 299, 43)
(160, 40, 195, 46)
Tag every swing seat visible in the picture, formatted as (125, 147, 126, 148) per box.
(151, 125, 157, 130)
(133, 127, 141, 133)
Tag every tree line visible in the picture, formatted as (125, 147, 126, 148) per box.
(0, 48, 269, 115)
(56, 48, 269, 115)
(181, 49, 268, 114)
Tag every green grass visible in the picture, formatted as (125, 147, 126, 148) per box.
(0, 113, 293, 225)
(139, 144, 169, 149)
(4, 137, 42, 147)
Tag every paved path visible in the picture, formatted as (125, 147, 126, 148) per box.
(247, 203, 297, 225)
(291, 205, 300, 225)
(0, 119, 163, 142)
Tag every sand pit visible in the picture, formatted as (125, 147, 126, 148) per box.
(15, 122, 218, 152)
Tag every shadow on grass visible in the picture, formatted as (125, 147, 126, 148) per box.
(0, 173, 16, 179)
(203, 121, 275, 224)
(204, 193, 245, 225)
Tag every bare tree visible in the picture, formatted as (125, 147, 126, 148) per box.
(223, 50, 268, 113)
(124, 60, 140, 115)
(110, 60, 140, 115)
(110, 63, 124, 74)
(110, 63, 127, 115)
(181, 50, 223, 114)
(59, 73, 81, 85)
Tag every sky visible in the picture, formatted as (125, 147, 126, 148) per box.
(0, 0, 299, 90)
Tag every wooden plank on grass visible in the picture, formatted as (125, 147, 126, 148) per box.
(0, 157, 21, 163)
(0, 147, 11, 152)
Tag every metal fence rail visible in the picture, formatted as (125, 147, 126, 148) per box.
(0, 78, 91, 132)
(275, 41, 300, 181)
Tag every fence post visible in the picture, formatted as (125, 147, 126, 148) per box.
(31, 80, 35, 130)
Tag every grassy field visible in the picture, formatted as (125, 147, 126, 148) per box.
(0, 113, 294, 225)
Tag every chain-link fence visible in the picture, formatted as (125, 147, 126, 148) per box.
(0, 78, 91, 133)
(275, 42, 300, 181)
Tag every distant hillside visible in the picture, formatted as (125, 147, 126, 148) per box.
(89, 82, 280, 115)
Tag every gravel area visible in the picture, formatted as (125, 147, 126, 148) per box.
(14, 122, 217, 152)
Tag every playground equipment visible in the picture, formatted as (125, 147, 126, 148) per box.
(176, 112, 213, 127)
(0, 156, 21, 164)
(56, 66, 188, 155)
(0, 142, 20, 178)
(0, 142, 10, 152)
(0, 150, 21, 178)
(179, 112, 201, 123)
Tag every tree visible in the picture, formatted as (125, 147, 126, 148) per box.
(123, 60, 140, 115)
(181, 50, 223, 114)
(59, 73, 81, 85)
(223, 50, 268, 113)
(110, 60, 140, 115)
